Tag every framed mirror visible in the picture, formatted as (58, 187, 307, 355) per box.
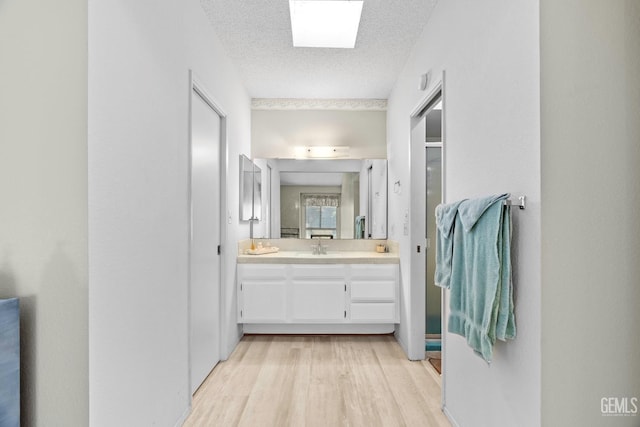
(239, 155, 261, 221)
(254, 158, 387, 239)
(253, 162, 262, 220)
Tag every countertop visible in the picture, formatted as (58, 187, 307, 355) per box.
(237, 250, 400, 264)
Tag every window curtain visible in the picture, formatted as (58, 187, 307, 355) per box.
(302, 194, 340, 207)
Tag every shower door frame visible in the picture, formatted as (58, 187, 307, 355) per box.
(409, 72, 446, 411)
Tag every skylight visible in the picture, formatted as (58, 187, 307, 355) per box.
(289, 0, 364, 49)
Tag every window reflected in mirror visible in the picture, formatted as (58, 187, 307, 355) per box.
(302, 193, 340, 239)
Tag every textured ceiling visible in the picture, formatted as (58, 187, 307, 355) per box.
(201, 0, 438, 98)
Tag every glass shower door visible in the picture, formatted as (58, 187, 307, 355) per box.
(425, 146, 442, 337)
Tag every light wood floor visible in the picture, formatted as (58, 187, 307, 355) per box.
(183, 334, 450, 427)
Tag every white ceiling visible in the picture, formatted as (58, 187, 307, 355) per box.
(201, 0, 438, 99)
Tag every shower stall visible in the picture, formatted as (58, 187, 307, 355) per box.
(424, 96, 443, 358)
(425, 146, 442, 352)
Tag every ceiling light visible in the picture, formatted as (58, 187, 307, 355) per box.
(289, 0, 364, 49)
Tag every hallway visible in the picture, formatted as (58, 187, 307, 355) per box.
(184, 335, 449, 426)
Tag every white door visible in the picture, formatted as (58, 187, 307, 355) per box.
(190, 88, 221, 394)
(409, 113, 427, 360)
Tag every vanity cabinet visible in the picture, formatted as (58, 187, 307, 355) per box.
(237, 263, 399, 332)
(350, 264, 398, 323)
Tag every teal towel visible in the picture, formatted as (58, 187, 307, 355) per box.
(447, 194, 516, 363)
(435, 200, 466, 289)
(355, 216, 365, 239)
(0, 298, 20, 427)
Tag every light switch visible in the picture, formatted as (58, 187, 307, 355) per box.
(403, 210, 409, 236)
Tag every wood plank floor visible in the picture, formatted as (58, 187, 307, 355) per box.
(183, 335, 450, 427)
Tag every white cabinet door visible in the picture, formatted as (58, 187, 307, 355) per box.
(291, 281, 346, 322)
(240, 281, 287, 322)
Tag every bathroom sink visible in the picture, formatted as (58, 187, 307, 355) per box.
(294, 251, 336, 257)
(294, 252, 312, 257)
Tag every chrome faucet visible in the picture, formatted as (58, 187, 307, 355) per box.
(311, 238, 328, 255)
(311, 238, 319, 255)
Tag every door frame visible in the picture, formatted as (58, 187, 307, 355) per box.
(409, 71, 446, 409)
(266, 164, 272, 238)
(187, 70, 228, 396)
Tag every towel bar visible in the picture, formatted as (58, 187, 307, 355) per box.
(504, 196, 526, 210)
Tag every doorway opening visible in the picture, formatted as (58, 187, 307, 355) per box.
(424, 95, 443, 368)
(409, 80, 445, 371)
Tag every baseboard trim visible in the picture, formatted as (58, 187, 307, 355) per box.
(243, 323, 395, 334)
(442, 404, 460, 427)
(222, 328, 243, 361)
(174, 404, 191, 427)
(394, 329, 410, 359)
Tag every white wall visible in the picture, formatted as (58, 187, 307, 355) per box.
(88, 0, 251, 425)
(273, 159, 364, 173)
(387, 0, 541, 425)
(540, 1, 640, 425)
(252, 109, 387, 159)
(0, 0, 88, 425)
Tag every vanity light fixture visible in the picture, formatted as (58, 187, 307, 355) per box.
(294, 146, 350, 158)
(289, 0, 364, 49)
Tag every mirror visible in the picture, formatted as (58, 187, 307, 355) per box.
(254, 164, 262, 220)
(255, 158, 387, 239)
(239, 155, 261, 221)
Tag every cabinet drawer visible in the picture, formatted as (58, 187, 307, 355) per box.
(350, 303, 396, 322)
(239, 264, 287, 280)
(351, 280, 396, 302)
(291, 265, 346, 279)
(351, 264, 397, 280)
